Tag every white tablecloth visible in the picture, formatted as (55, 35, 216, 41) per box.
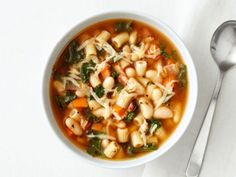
(0, 0, 235, 177)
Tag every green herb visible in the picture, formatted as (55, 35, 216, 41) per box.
(178, 64, 187, 87)
(65, 40, 85, 64)
(159, 42, 177, 60)
(56, 91, 76, 108)
(115, 82, 124, 92)
(148, 119, 162, 134)
(124, 101, 139, 123)
(87, 138, 103, 157)
(93, 85, 105, 98)
(89, 94, 94, 100)
(85, 109, 102, 123)
(115, 21, 133, 32)
(127, 144, 157, 156)
(111, 71, 119, 79)
(80, 60, 95, 83)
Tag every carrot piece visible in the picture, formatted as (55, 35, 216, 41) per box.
(91, 123, 103, 132)
(71, 98, 88, 108)
(101, 64, 111, 78)
(167, 58, 175, 65)
(109, 127, 117, 138)
(113, 104, 126, 116)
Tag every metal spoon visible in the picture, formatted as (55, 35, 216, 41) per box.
(186, 20, 236, 177)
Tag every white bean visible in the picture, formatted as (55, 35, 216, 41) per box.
(101, 139, 110, 149)
(102, 76, 115, 89)
(173, 103, 182, 123)
(125, 67, 136, 78)
(65, 118, 83, 136)
(154, 106, 173, 119)
(135, 61, 147, 76)
(139, 97, 154, 119)
(146, 84, 156, 99)
(145, 70, 157, 81)
(152, 88, 162, 104)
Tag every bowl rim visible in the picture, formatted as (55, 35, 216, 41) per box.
(42, 11, 198, 169)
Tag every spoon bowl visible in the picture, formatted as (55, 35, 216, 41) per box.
(210, 20, 236, 71)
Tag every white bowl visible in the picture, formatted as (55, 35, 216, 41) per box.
(42, 11, 198, 168)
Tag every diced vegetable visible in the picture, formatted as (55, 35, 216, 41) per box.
(113, 104, 126, 116)
(91, 123, 103, 132)
(80, 60, 95, 83)
(70, 97, 88, 108)
(65, 40, 85, 64)
(56, 91, 76, 108)
(115, 21, 132, 32)
(101, 64, 111, 78)
(93, 85, 105, 98)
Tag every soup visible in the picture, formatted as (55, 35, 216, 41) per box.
(50, 19, 188, 160)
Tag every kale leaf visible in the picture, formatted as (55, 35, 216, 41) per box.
(56, 91, 76, 108)
(93, 85, 105, 98)
(178, 64, 187, 87)
(127, 144, 157, 156)
(87, 138, 103, 157)
(65, 40, 85, 64)
(115, 21, 133, 32)
(80, 60, 95, 83)
(148, 119, 162, 134)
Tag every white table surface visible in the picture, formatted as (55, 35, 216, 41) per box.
(0, 0, 235, 177)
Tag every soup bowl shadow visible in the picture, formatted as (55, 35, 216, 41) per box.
(42, 11, 198, 168)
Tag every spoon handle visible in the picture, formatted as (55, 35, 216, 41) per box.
(186, 72, 224, 177)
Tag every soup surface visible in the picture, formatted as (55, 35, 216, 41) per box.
(50, 19, 188, 160)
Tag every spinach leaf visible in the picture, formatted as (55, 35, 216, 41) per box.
(85, 109, 102, 123)
(115, 21, 132, 32)
(65, 40, 85, 64)
(148, 119, 162, 134)
(93, 85, 105, 98)
(178, 64, 187, 87)
(80, 60, 95, 83)
(87, 138, 103, 157)
(127, 144, 157, 156)
(56, 91, 76, 108)
(124, 101, 139, 123)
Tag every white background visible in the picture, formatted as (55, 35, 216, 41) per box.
(0, 0, 236, 177)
